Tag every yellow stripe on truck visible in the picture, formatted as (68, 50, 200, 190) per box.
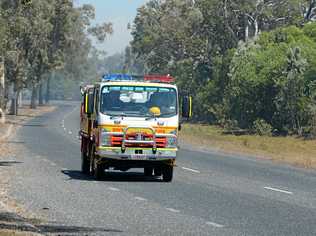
(85, 94, 88, 113)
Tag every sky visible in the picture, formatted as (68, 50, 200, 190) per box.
(74, 0, 148, 56)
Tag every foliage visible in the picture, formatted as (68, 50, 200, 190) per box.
(252, 119, 273, 136)
(227, 25, 316, 135)
(0, 0, 112, 112)
(129, 0, 316, 137)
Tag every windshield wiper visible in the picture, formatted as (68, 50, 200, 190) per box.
(145, 113, 160, 120)
(160, 112, 176, 117)
(109, 112, 127, 119)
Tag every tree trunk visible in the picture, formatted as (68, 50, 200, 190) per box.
(18, 90, 23, 108)
(9, 84, 19, 115)
(45, 74, 51, 104)
(9, 96, 17, 115)
(30, 85, 37, 109)
(0, 57, 5, 123)
(15, 90, 20, 115)
(245, 15, 250, 41)
(39, 83, 43, 105)
(254, 19, 259, 37)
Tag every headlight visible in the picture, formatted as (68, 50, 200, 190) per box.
(166, 136, 177, 148)
(100, 129, 111, 146)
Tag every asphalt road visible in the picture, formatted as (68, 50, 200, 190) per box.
(8, 102, 316, 235)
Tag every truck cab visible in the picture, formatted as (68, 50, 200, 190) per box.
(80, 74, 192, 182)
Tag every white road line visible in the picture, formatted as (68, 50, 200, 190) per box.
(108, 187, 120, 192)
(181, 167, 201, 174)
(206, 221, 225, 228)
(135, 197, 147, 201)
(264, 186, 293, 195)
(63, 128, 66, 131)
(68, 131, 72, 135)
(166, 208, 180, 213)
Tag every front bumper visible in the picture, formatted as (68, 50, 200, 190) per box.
(96, 147, 177, 161)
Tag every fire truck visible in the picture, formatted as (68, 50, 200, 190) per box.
(79, 74, 192, 182)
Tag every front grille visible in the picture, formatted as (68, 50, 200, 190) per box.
(110, 134, 166, 148)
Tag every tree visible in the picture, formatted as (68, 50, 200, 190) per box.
(226, 24, 316, 134)
(0, 57, 4, 123)
(0, 0, 112, 113)
(304, 0, 316, 21)
(275, 47, 307, 134)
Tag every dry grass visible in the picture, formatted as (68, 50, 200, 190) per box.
(180, 124, 316, 169)
(0, 230, 42, 236)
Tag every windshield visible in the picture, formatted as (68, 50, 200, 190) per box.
(100, 86, 177, 118)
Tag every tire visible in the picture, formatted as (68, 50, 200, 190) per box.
(93, 161, 103, 180)
(154, 167, 162, 176)
(89, 146, 103, 180)
(162, 165, 173, 182)
(89, 150, 95, 176)
(144, 167, 153, 177)
(81, 152, 90, 174)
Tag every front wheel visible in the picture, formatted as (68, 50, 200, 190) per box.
(93, 161, 103, 180)
(154, 167, 162, 176)
(81, 152, 90, 174)
(162, 165, 173, 182)
(144, 167, 153, 177)
(89, 147, 103, 180)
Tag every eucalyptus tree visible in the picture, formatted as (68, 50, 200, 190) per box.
(304, 0, 316, 21)
(24, 0, 54, 109)
(0, 0, 31, 114)
(45, 1, 113, 103)
(58, 3, 112, 87)
(45, 0, 75, 104)
(0, 12, 7, 121)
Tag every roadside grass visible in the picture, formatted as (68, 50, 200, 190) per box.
(180, 124, 316, 169)
(0, 230, 41, 236)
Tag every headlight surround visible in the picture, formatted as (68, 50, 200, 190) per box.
(100, 129, 111, 147)
(166, 136, 177, 148)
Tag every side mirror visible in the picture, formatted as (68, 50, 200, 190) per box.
(182, 96, 192, 119)
(85, 93, 94, 115)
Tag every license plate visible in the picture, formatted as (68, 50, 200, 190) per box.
(131, 154, 147, 160)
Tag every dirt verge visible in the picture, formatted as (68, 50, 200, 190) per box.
(0, 105, 55, 236)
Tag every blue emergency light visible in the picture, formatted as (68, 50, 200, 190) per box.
(101, 74, 175, 83)
(102, 74, 133, 81)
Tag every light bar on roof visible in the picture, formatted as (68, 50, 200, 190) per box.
(102, 74, 133, 81)
(144, 75, 175, 83)
(101, 74, 175, 83)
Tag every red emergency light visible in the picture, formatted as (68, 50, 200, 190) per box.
(144, 75, 175, 83)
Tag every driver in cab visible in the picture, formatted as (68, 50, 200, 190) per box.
(147, 92, 175, 116)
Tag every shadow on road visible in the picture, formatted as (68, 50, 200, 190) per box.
(0, 161, 22, 167)
(61, 170, 163, 183)
(0, 212, 123, 234)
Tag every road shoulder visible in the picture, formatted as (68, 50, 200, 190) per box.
(0, 105, 55, 236)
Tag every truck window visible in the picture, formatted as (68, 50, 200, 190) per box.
(100, 86, 177, 118)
